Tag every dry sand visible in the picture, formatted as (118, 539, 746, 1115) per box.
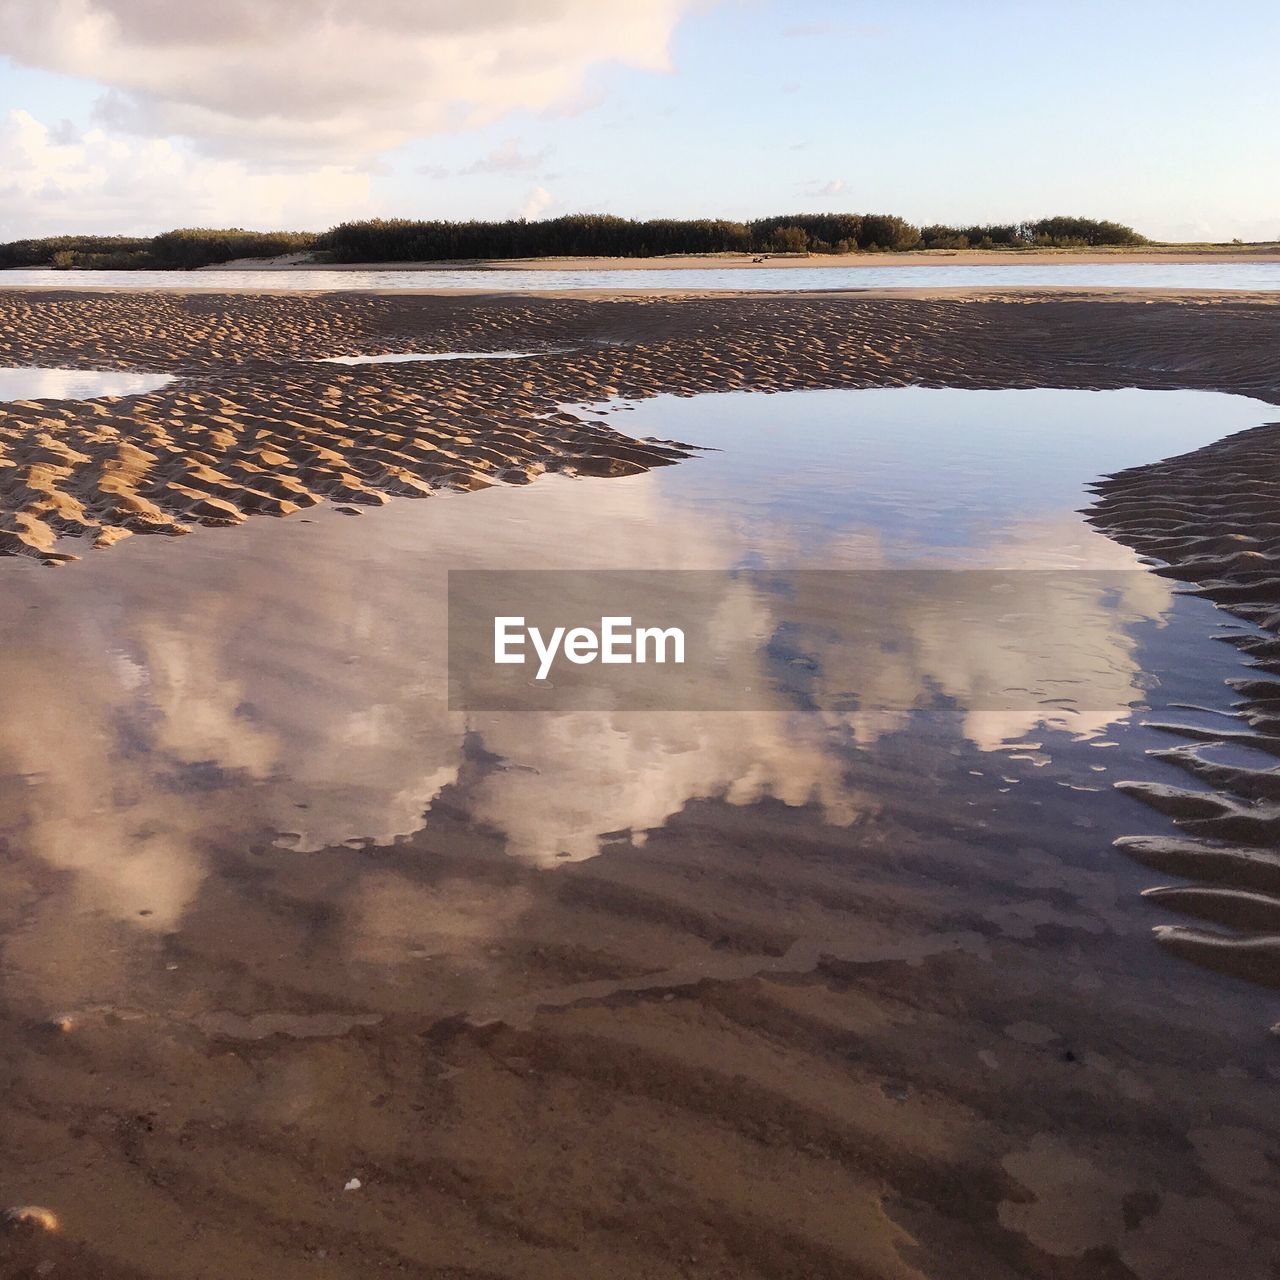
(202, 247, 1280, 271)
(3, 288, 1280, 1279)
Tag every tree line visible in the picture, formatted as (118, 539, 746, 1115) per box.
(0, 214, 1148, 270)
(919, 217, 1150, 250)
(0, 228, 317, 270)
(317, 213, 1147, 260)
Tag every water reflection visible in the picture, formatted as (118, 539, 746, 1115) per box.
(0, 388, 1270, 944)
(3, 262, 1280, 291)
(6, 386, 1280, 1280)
(0, 365, 172, 400)
(318, 350, 542, 365)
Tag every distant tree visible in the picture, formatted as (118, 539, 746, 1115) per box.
(860, 214, 921, 250)
(917, 216, 1146, 252)
(1026, 216, 1147, 247)
(0, 213, 1151, 270)
(920, 225, 969, 249)
(768, 226, 809, 253)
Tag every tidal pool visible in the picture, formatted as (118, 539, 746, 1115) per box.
(0, 365, 172, 400)
(1, 385, 1274, 933)
(318, 350, 542, 365)
(3, 386, 1279, 1277)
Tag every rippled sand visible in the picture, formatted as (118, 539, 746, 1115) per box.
(1090, 420, 1280, 993)
(5, 767, 1280, 1279)
(1, 288, 1279, 561)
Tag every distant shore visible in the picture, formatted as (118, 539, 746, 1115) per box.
(199, 245, 1280, 272)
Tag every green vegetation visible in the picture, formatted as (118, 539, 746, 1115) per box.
(145, 228, 316, 268)
(0, 228, 316, 270)
(918, 217, 1148, 250)
(0, 234, 153, 270)
(0, 214, 1151, 270)
(317, 213, 748, 260)
(315, 211, 985, 260)
(741, 213, 924, 253)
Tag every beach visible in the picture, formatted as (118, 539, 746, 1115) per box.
(198, 247, 1280, 271)
(1, 284, 1280, 1280)
(3, 0, 1276, 1268)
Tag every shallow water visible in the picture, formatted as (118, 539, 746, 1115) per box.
(3, 386, 1280, 1275)
(0, 365, 172, 400)
(318, 350, 541, 364)
(1, 386, 1274, 946)
(3, 260, 1280, 292)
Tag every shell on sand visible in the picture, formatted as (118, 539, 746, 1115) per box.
(3, 1205, 60, 1232)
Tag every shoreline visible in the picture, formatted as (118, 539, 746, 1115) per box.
(206, 247, 1280, 270)
(4, 285, 1280, 305)
(4, 247, 1280, 279)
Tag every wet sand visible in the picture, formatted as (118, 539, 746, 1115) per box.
(1090, 421, 1280, 992)
(3, 689, 1280, 1280)
(1, 288, 1279, 561)
(3, 289, 1280, 1279)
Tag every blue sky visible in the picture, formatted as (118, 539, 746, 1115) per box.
(0, 0, 1276, 240)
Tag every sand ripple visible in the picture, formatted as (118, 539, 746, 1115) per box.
(2, 288, 1279, 560)
(1091, 420, 1280, 991)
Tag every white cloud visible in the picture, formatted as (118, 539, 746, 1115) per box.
(0, 0, 695, 164)
(0, 109, 369, 236)
(519, 185, 554, 220)
(459, 138, 551, 177)
(807, 177, 848, 198)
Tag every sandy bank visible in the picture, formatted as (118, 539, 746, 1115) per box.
(1088, 417, 1280, 994)
(0, 288, 1278, 563)
(202, 246, 1280, 271)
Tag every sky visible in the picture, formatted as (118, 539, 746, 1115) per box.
(0, 0, 1276, 242)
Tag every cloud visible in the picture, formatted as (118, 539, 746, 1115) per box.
(541, 84, 608, 119)
(806, 177, 848, 198)
(459, 138, 551, 176)
(520, 185, 554, 220)
(49, 117, 80, 145)
(0, 0, 696, 164)
(0, 109, 369, 237)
